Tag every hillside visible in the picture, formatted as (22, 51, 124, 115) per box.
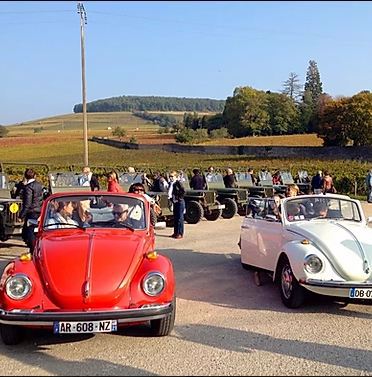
(73, 95, 226, 113)
(4, 112, 325, 146)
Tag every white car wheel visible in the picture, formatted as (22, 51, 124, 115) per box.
(279, 258, 305, 308)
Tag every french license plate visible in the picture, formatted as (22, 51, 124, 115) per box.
(53, 320, 117, 334)
(349, 288, 372, 299)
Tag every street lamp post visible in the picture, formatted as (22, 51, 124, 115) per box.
(77, 2, 88, 166)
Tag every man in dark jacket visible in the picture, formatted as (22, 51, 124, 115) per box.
(311, 170, 323, 194)
(190, 168, 206, 190)
(19, 168, 43, 252)
(168, 171, 186, 239)
(223, 168, 237, 188)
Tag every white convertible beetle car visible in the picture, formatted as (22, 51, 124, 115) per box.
(239, 194, 372, 308)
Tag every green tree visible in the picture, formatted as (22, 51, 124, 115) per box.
(281, 72, 302, 101)
(0, 125, 9, 138)
(210, 127, 230, 139)
(175, 128, 195, 143)
(304, 60, 323, 105)
(343, 91, 372, 146)
(298, 89, 314, 133)
(266, 92, 300, 135)
(223, 87, 269, 137)
(112, 126, 127, 139)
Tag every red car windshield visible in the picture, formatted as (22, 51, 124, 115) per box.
(43, 194, 147, 230)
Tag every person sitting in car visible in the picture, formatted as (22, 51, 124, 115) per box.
(46, 200, 79, 228)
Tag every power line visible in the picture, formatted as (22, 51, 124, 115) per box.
(0, 10, 71, 14)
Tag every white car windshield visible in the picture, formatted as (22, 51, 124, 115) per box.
(284, 197, 362, 222)
(43, 194, 147, 230)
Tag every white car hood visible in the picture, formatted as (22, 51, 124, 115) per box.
(289, 221, 372, 281)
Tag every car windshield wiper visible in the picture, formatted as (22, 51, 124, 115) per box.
(104, 220, 135, 231)
(112, 222, 135, 231)
(308, 216, 328, 221)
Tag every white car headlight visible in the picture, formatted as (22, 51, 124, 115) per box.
(142, 272, 165, 296)
(5, 274, 32, 300)
(304, 255, 323, 274)
(0, 204, 5, 212)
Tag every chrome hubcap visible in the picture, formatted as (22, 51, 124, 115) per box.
(281, 265, 293, 299)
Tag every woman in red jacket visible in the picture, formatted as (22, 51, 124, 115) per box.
(107, 171, 125, 193)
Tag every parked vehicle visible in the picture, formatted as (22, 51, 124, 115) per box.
(174, 171, 224, 224)
(295, 170, 312, 194)
(0, 191, 176, 345)
(117, 171, 173, 226)
(239, 193, 372, 308)
(48, 171, 93, 194)
(0, 173, 23, 242)
(204, 171, 248, 218)
(235, 171, 273, 198)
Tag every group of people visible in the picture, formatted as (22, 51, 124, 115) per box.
(310, 170, 337, 195)
(106, 169, 186, 239)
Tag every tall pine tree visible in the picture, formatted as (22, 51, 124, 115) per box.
(304, 60, 323, 105)
(302, 60, 323, 132)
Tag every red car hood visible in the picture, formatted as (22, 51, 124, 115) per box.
(37, 230, 146, 309)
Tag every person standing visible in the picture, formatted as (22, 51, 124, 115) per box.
(247, 168, 259, 185)
(223, 168, 238, 188)
(366, 169, 372, 203)
(311, 170, 323, 194)
(78, 166, 100, 191)
(19, 168, 43, 252)
(168, 171, 185, 239)
(190, 168, 206, 190)
(78, 166, 92, 187)
(107, 171, 124, 193)
(322, 171, 336, 194)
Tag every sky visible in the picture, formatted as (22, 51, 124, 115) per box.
(1, 1, 371, 125)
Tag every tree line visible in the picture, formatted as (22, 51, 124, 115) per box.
(73, 96, 225, 113)
(16, 59, 368, 148)
(179, 60, 371, 146)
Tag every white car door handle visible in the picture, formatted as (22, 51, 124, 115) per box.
(242, 225, 250, 229)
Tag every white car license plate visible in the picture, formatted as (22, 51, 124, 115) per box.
(53, 320, 117, 334)
(349, 288, 372, 299)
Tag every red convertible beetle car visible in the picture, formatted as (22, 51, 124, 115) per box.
(0, 192, 176, 345)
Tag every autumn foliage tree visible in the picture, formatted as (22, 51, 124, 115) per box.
(317, 91, 372, 146)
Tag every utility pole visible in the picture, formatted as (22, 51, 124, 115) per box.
(77, 2, 89, 166)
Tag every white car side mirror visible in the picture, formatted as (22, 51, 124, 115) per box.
(367, 216, 372, 224)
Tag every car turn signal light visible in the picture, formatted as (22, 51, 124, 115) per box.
(146, 251, 158, 260)
(19, 252, 32, 262)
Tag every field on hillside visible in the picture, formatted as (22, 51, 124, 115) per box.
(6, 111, 325, 147)
(202, 133, 324, 147)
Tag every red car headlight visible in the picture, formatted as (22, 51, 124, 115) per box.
(5, 274, 32, 300)
(142, 272, 165, 297)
